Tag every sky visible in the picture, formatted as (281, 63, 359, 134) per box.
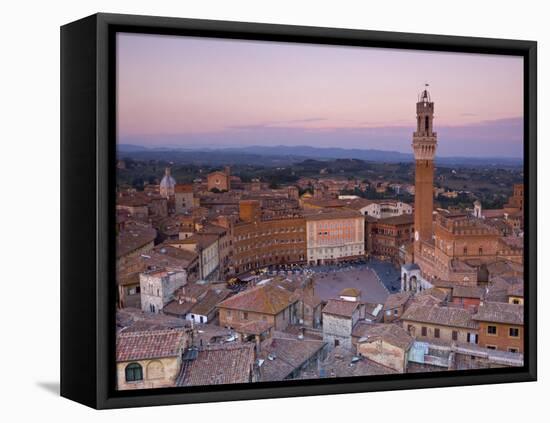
(117, 33, 524, 158)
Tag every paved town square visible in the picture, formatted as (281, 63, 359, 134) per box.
(313, 267, 389, 304)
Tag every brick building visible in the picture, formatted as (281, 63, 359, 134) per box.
(232, 201, 306, 274)
(401, 304, 479, 345)
(217, 284, 299, 331)
(174, 183, 194, 213)
(367, 214, 414, 264)
(207, 167, 231, 192)
(473, 301, 524, 353)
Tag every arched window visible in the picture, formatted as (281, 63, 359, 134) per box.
(125, 363, 143, 382)
(425, 116, 430, 132)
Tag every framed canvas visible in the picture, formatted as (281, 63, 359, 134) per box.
(60, 13, 537, 409)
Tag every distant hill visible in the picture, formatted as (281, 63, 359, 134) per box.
(221, 145, 413, 163)
(118, 144, 150, 152)
(117, 144, 522, 167)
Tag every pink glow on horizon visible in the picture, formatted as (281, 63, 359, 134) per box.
(116, 33, 523, 156)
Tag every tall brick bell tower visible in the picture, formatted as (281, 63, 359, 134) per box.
(412, 86, 437, 257)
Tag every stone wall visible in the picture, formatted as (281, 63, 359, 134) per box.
(323, 314, 353, 349)
(116, 356, 180, 390)
(357, 339, 407, 373)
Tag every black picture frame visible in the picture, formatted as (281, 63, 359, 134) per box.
(60, 12, 537, 409)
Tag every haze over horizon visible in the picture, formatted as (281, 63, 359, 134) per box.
(117, 33, 524, 158)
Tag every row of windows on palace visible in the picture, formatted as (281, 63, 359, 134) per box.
(234, 227, 304, 240)
(372, 227, 412, 236)
(312, 237, 359, 246)
(309, 245, 363, 253)
(233, 253, 305, 265)
(313, 221, 357, 229)
(235, 239, 304, 253)
(374, 238, 397, 247)
(374, 246, 397, 256)
(421, 244, 486, 260)
(316, 229, 356, 236)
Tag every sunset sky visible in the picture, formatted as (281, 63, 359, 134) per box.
(117, 33, 524, 158)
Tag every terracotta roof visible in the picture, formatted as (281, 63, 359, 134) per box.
(487, 260, 524, 278)
(162, 300, 195, 317)
(117, 225, 157, 258)
(354, 322, 414, 350)
(383, 292, 412, 310)
(200, 224, 227, 235)
(401, 304, 478, 329)
(237, 320, 273, 335)
(190, 288, 231, 317)
(116, 328, 186, 362)
(313, 346, 398, 378)
(116, 196, 149, 207)
(116, 308, 190, 332)
(417, 287, 449, 302)
(177, 343, 255, 386)
(364, 215, 379, 223)
(485, 277, 512, 303)
(376, 214, 414, 225)
(122, 248, 196, 278)
(117, 271, 140, 287)
(482, 209, 506, 219)
(175, 184, 193, 193)
(452, 286, 485, 299)
(302, 289, 323, 308)
(258, 332, 327, 381)
(322, 299, 360, 318)
(303, 208, 363, 221)
(303, 198, 350, 208)
(153, 244, 198, 265)
(430, 279, 457, 289)
(117, 192, 162, 207)
(342, 198, 375, 210)
(507, 283, 524, 298)
(217, 284, 295, 315)
(177, 233, 219, 250)
(473, 302, 524, 325)
(499, 236, 524, 250)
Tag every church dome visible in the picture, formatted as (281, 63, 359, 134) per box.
(160, 167, 176, 197)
